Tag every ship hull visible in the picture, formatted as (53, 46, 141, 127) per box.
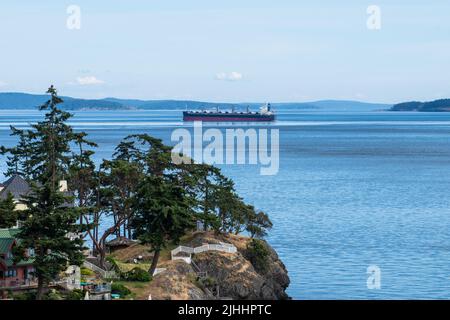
(183, 112, 275, 122)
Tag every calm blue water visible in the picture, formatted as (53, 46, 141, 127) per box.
(1, 109, 450, 300)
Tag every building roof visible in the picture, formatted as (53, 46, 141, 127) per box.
(0, 228, 34, 269)
(0, 228, 20, 239)
(0, 228, 18, 257)
(0, 175, 74, 207)
(0, 174, 31, 200)
(0, 238, 14, 255)
(106, 236, 135, 248)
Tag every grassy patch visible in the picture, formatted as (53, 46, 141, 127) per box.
(113, 281, 151, 300)
(116, 261, 151, 273)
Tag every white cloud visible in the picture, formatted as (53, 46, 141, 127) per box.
(215, 72, 243, 81)
(215, 72, 227, 81)
(76, 76, 104, 85)
(0, 81, 7, 87)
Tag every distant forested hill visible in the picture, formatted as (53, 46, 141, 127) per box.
(0, 92, 391, 112)
(103, 98, 247, 110)
(0, 93, 124, 110)
(390, 99, 450, 112)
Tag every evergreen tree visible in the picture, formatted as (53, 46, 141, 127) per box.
(0, 192, 18, 228)
(131, 175, 195, 276)
(85, 138, 144, 268)
(68, 132, 98, 225)
(122, 134, 195, 276)
(0, 127, 34, 178)
(245, 208, 273, 239)
(187, 164, 223, 231)
(69, 132, 98, 206)
(3, 86, 88, 299)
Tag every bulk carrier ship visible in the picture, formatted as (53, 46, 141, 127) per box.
(183, 103, 275, 122)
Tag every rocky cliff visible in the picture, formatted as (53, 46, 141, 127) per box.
(139, 232, 290, 300)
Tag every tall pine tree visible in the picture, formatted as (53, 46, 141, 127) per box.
(3, 86, 88, 299)
(0, 192, 18, 228)
(127, 134, 195, 276)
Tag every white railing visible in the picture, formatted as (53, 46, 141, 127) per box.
(83, 261, 118, 279)
(171, 242, 237, 264)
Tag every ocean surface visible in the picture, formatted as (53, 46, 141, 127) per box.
(1, 109, 450, 300)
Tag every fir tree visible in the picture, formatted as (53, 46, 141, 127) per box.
(131, 175, 195, 276)
(245, 209, 273, 239)
(3, 86, 88, 299)
(68, 132, 98, 224)
(0, 192, 18, 228)
(123, 134, 195, 276)
(84, 138, 144, 268)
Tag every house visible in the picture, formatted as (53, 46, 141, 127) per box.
(0, 175, 72, 291)
(105, 236, 136, 254)
(0, 228, 35, 289)
(0, 174, 71, 227)
(0, 174, 69, 203)
(0, 174, 31, 212)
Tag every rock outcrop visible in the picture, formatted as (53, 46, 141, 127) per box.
(139, 232, 290, 300)
(190, 232, 290, 300)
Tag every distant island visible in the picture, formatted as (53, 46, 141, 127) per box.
(390, 99, 450, 112)
(0, 92, 391, 112)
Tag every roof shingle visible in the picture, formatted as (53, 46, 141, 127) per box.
(0, 175, 31, 200)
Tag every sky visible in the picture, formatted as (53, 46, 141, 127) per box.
(0, 0, 449, 103)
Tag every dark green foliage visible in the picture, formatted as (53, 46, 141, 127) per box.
(121, 267, 152, 282)
(197, 276, 217, 289)
(391, 99, 450, 112)
(125, 134, 196, 275)
(105, 256, 120, 273)
(44, 289, 64, 300)
(99, 157, 143, 236)
(68, 132, 98, 209)
(2, 86, 90, 300)
(181, 164, 236, 232)
(183, 163, 273, 238)
(86, 141, 145, 268)
(245, 209, 273, 239)
(0, 192, 18, 228)
(65, 289, 84, 300)
(13, 291, 37, 300)
(0, 128, 33, 178)
(190, 165, 223, 231)
(246, 239, 271, 274)
(111, 283, 131, 297)
(132, 175, 195, 275)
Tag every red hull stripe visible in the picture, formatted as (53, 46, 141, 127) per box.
(183, 117, 274, 122)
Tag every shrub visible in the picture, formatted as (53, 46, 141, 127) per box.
(121, 267, 152, 282)
(106, 256, 120, 273)
(66, 289, 85, 300)
(246, 239, 271, 274)
(111, 283, 131, 297)
(13, 291, 36, 300)
(80, 267, 95, 276)
(44, 289, 64, 300)
(198, 276, 217, 289)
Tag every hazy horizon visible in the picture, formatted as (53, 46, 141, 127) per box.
(1, 1, 449, 103)
(0, 90, 396, 105)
